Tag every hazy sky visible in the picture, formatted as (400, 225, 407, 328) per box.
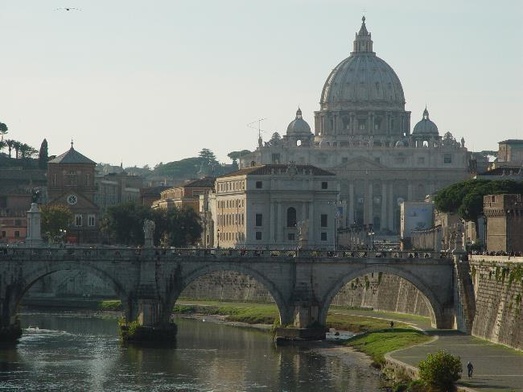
(0, 0, 521, 167)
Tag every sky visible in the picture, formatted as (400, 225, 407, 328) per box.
(0, 1, 522, 168)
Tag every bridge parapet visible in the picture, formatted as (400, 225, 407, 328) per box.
(0, 245, 452, 263)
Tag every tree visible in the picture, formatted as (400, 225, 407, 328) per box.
(100, 202, 152, 245)
(227, 149, 251, 163)
(38, 139, 49, 169)
(267, 132, 282, 146)
(12, 140, 21, 159)
(434, 179, 523, 232)
(19, 143, 37, 159)
(152, 206, 202, 247)
(418, 350, 462, 392)
(5, 139, 14, 158)
(198, 148, 218, 165)
(40, 204, 73, 242)
(0, 121, 7, 140)
(100, 202, 203, 247)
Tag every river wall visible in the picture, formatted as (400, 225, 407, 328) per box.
(468, 255, 523, 350)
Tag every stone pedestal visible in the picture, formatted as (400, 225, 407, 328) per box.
(25, 203, 43, 247)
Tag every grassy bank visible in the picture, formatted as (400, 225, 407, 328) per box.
(344, 329, 431, 367)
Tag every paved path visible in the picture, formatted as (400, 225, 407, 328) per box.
(343, 310, 523, 391)
(389, 331, 523, 392)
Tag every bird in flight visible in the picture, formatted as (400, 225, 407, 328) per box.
(55, 7, 81, 11)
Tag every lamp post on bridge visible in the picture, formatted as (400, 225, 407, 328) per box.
(329, 201, 344, 251)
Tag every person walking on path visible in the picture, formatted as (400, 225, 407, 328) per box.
(466, 361, 474, 378)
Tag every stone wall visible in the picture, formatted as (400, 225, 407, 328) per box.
(330, 273, 431, 317)
(180, 271, 431, 318)
(180, 271, 275, 303)
(469, 256, 523, 350)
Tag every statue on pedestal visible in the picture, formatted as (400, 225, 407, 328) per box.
(143, 219, 155, 248)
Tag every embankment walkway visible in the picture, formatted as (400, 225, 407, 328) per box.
(369, 310, 523, 392)
(389, 331, 523, 392)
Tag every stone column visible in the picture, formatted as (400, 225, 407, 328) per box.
(381, 183, 387, 231)
(388, 184, 394, 231)
(367, 181, 373, 226)
(348, 183, 355, 225)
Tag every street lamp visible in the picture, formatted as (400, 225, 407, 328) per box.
(217, 228, 220, 249)
(368, 226, 375, 250)
(329, 201, 343, 251)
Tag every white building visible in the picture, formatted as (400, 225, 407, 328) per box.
(214, 163, 339, 250)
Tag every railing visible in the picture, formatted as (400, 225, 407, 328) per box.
(0, 245, 453, 262)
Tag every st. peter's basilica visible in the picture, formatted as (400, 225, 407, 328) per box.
(240, 17, 471, 234)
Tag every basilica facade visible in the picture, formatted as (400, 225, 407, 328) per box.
(241, 17, 471, 234)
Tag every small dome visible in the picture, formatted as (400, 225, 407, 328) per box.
(412, 108, 439, 137)
(395, 138, 409, 147)
(286, 108, 312, 136)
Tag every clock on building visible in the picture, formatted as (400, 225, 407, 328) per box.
(67, 194, 78, 205)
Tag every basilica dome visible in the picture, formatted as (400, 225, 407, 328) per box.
(287, 108, 312, 136)
(412, 108, 439, 137)
(319, 17, 405, 111)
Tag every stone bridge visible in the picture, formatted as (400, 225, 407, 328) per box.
(0, 246, 472, 343)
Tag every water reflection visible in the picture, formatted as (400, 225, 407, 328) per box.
(0, 312, 382, 391)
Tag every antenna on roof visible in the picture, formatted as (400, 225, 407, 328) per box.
(247, 118, 267, 139)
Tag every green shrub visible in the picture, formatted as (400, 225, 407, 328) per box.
(418, 350, 462, 391)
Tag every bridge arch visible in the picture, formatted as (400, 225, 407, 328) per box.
(169, 262, 291, 325)
(319, 265, 444, 328)
(16, 261, 133, 320)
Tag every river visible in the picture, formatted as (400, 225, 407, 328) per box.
(0, 311, 383, 391)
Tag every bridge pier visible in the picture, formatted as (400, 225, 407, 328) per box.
(0, 283, 23, 344)
(274, 301, 327, 343)
(0, 317, 22, 344)
(120, 298, 177, 345)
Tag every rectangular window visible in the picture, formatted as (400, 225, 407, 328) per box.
(444, 154, 452, 164)
(1, 231, 6, 238)
(272, 153, 281, 164)
(67, 171, 77, 186)
(255, 231, 262, 240)
(417, 157, 425, 165)
(256, 181, 262, 189)
(14, 231, 20, 238)
(288, 233, 295, 241)
(88, 215, 96, 227)
(320, 232, 327, 241)
(255, 213, 263, 226)
(321, 214, 328, 227)
(75, 215, 83, 227)
(321, 182, 328, 189)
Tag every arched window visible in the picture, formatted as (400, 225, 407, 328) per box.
(287, 207, 297, 228)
